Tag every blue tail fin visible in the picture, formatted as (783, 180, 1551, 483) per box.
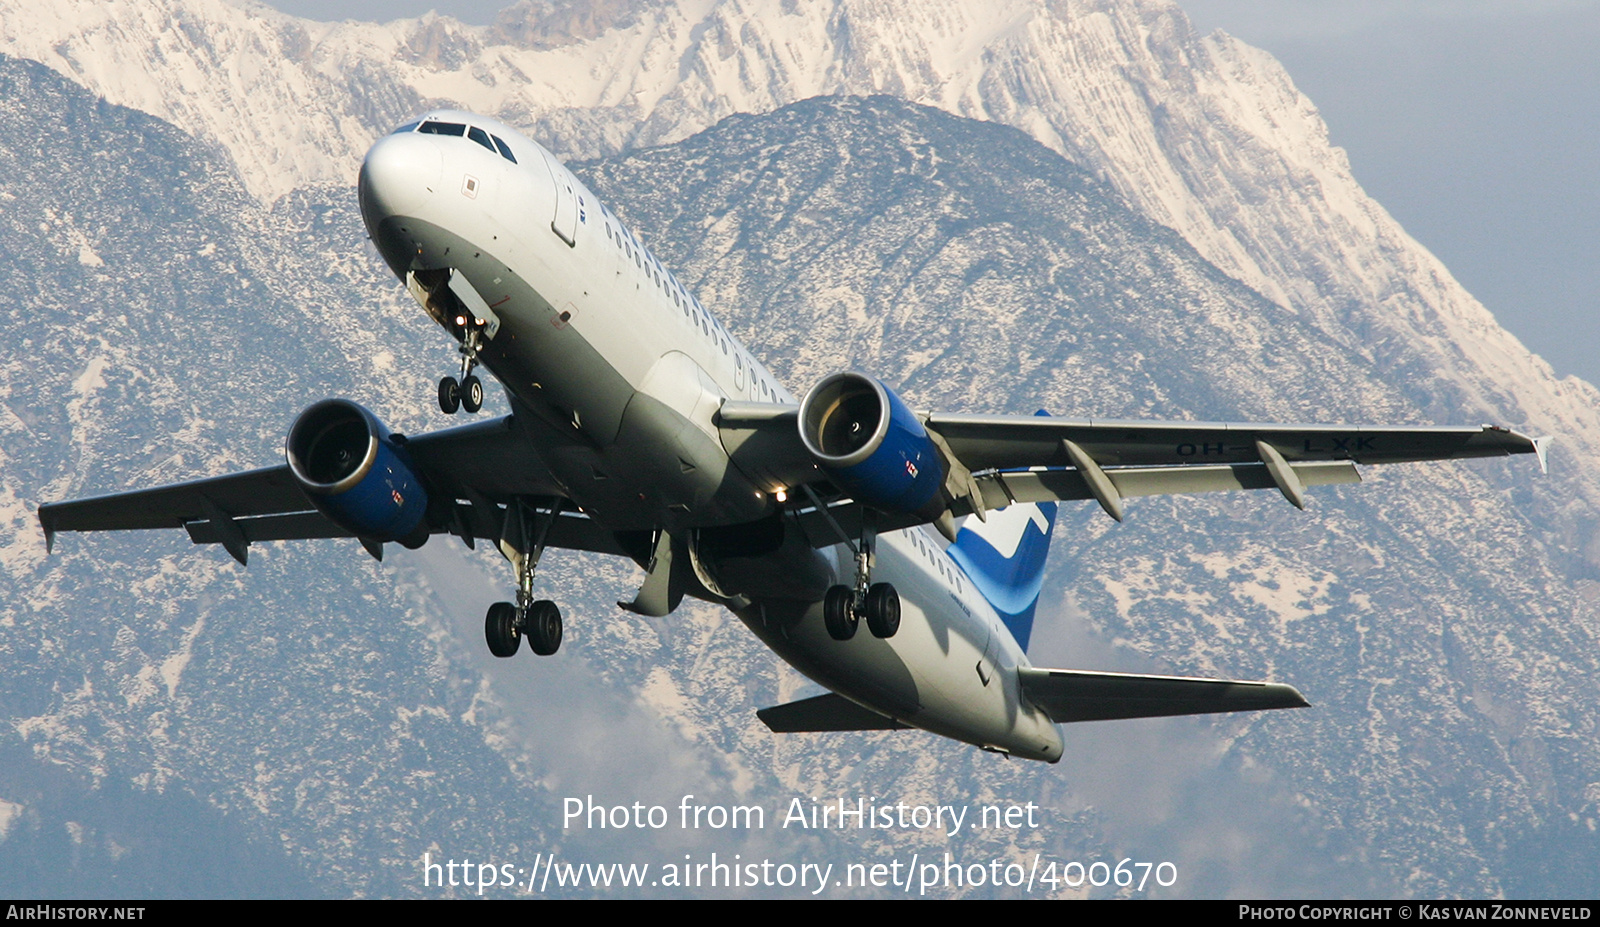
(947, 498, 1058, 651)
(946, 410, 1060, 651)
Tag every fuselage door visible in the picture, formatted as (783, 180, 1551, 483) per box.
(545, 155, 581, 247)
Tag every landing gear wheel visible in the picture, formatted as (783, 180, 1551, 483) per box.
(526, 599, 562, 655)
(485, 601, 520, 657)
(438, 376, 461, 415)
(823, 585, 858, 641)
(865, 582, 900, 638)
(460, 375, 483, 413)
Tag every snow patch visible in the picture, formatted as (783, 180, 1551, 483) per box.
(159, 613, 206, 699)
(0, 799, 21, 840)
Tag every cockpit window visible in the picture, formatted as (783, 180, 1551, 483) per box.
(417, 121, 467, 137)
(414, 121, 519, 164)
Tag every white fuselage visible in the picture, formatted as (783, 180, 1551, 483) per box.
(359, 111, 1064, 762)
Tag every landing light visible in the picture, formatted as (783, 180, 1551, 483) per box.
(775, 489, 788, 503)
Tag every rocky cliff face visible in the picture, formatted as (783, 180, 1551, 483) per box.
(1, 0, 1595, 898)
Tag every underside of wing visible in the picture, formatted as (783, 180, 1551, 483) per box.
(1017, 666, 1309, 723)
(925, 413, 1544, 471)
(39, 412, 629, 563)
(39, 467, 317, 549)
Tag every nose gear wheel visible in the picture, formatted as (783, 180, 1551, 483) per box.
(439, 324, 485, 415)
(460, 375, 483, 413)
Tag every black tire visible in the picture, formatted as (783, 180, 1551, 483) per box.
(527, 599, 562, 656)
(865, 583, 900, 638)
(823, 585, 858, 641)
(461, 375, 483, 413)
(485, 601, 520, 657)
(438, 376, 461, 414)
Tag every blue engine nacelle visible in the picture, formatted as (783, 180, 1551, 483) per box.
(286, 399, 430, 547)
(798, 372, 947, 520)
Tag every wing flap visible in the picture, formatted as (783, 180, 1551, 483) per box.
(977, 460, 1360, 509)
(184, 510, 347, 544)
(1018, 666, 1309, 723)
(177, 504, 631, 557)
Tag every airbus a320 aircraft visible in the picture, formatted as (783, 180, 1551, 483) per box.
(39, 111, 1545, 762)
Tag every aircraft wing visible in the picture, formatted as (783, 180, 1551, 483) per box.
(38, 415, 628, 563)
(1017, 666, 1309, 723)
(718, 402, 1546, 531)
(924, 412, 1545, 470)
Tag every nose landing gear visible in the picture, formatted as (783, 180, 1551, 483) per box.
(439, 321, 485, 415)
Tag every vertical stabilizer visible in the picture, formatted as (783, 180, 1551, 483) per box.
(947, 490, 1058, 652)
(947, 409, 1062, 650)
(947, 410, 1061, 650)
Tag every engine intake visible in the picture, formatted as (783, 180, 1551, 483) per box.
(798, 372, 946, 520)
(286, 399, 429, 546)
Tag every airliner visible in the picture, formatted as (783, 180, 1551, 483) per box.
(37, 110, 1545, 762)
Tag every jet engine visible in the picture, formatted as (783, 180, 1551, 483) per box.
(798, 372, 946, 521)
(286, 399, 430, 547)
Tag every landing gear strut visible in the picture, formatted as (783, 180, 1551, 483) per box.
(821, 520, 900, 641)
(484, 497, 565, 657)
(439, 322, 485, 415)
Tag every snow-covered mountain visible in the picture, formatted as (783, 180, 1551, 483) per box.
(7, 0, 1594, 449)
(2, 0, 1597, 898)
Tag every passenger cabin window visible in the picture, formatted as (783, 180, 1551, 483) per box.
(418, 121, 466, 137)
(467, 126, 495, 153)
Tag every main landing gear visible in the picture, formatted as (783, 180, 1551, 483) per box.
(822, 522, 900, 642)
(439, 320, 485, 415)
(484, 599, 561, 657)
(484, 498, 565, 657)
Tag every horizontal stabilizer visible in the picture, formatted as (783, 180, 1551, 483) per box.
(757, 693, 908, 732)
(1018, 666, 1308, 723)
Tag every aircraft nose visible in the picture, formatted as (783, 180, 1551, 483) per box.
(358, 132, 442, 224)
